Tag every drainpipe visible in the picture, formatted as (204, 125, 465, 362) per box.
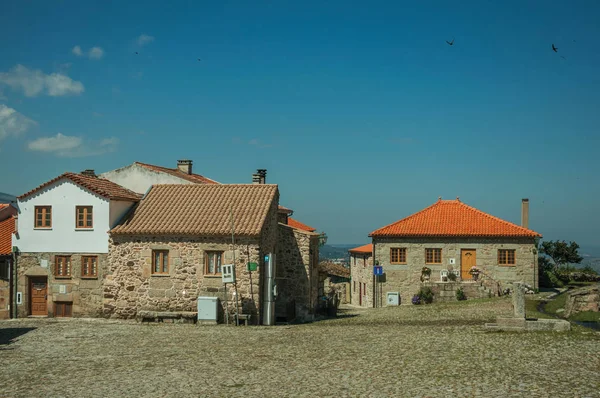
(372, 240, 376, 308)
(11, 251, 17, 319)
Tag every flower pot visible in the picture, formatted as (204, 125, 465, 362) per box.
(472, 273, 479, 281)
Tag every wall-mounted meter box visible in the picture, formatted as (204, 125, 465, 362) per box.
(449, 258, 456, 265)
(222, 264, 235, 283)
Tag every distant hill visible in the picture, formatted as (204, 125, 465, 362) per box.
(320, 244, 367, 260)
(0, 192, 16, 204)
(579, 257, 600, 274)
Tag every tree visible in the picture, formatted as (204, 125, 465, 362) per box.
(539, 240, 584, 272)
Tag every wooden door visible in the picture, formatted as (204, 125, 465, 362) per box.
(30, 277, 47, 316)
(461, 250, 476, 280)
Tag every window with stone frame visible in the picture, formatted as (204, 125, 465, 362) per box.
(390, 247, 407, 264)
(425, 248, 442, 264)
(55, 255, 71, 277)
(35, 206, 52, 228)
(498, 249, 516, 266)
(205, 251, 223, 276)
(81, 256, 98, 277)
(152, 250, 169, 274)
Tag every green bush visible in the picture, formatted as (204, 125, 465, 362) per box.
(447, 272, 457, 282)
(455, 287, 466, 301)
(416, 287, 434, 304)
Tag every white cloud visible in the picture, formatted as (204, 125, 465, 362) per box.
(248, 138, 273, 148)
(0, 65, 84, 97)
(136, 34, 154, 46)
(28, 133, 118, 157)
(0, 104, 36, 146)
(88, 47, 104, 60)
(72, 45, 83, 56)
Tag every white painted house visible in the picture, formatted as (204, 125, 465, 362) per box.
(14, 170, 140, 318)
(100, 159, 219, 194)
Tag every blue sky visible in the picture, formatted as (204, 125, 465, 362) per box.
(1, 1, 599, 250)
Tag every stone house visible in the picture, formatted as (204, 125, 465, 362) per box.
(0, 204, 17, 319)
(348, 244, 373, 307)
(318, 261, 351, 304)
(13, 171, 141, 318)
(107, 184, 281, 323)
(369, 198, 541, 305)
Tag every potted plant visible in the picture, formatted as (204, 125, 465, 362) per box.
(447, 271, 457, 282)
(421, 266, 432, 282)
(469, 266, 481, 281)
(411, 294, 421, 305)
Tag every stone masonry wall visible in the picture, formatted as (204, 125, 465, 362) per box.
(105, 235, 264, 321)
(0, 256, 10, 319)
(16, 252, 107, 318)
(276, 224, 319, 322)
(373, 237, 537, 306)
(350, 252, 373, 307)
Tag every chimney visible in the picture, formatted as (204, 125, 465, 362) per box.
(521, 198, 529, 229)
(252, 173, 261, 184)
(177, 159, 193, 175)
(257, 169, 267, 184)
(81, 169, 96, 177)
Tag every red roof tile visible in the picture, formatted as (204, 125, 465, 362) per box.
(287, 217, 316, 232)
(135, 162, 219, 185)
(0, 216, 15, 255)
(349, 243, 373, 254)
(370, 199, 541, 238)
(111, 184, 278, 236)
(18, 173, 141, 202)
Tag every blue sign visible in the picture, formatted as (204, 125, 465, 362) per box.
(264, 254, 270, 263)
(374, 266, 383, 276)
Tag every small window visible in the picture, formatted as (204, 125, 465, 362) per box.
(353, 281, 356, 292)
(35, 206, 52, 228)
(81, 256, 98, 277)
(0, 259, 9, 280)
(152, 250, 169, 274)
(425, 248, 442, 264)
(205, 251, 223, 276)
(76, 206, 93, 229)
(55, 256, 71, 277)
(390, 248, 407, 264)
(498, 249, 516, 266)
(55, 302, 73, 317)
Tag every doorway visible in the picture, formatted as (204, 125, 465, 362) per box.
(29, 276, 47, 316)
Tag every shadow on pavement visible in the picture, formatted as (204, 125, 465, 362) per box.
(0, 327, 36, 346)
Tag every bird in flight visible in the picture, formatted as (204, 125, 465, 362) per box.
(197, 58, 201, 61)
(446, 38, 454, 46)
(552, 44, 558, 52)
(561, 55, 567, 60)
(135, 52, 139, 55)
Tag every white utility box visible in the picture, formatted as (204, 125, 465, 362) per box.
(197, 297, 219, 323)
(222, 264, 235, 283)
(387, 292, 400, 306)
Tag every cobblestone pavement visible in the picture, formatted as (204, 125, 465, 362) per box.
(1, 298, 599, 398)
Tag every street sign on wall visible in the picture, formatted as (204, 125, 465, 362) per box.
(373, 266, 383, 276)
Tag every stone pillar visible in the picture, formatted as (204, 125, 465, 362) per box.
(512, 282, 526, 319)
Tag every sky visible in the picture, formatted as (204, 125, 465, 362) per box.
(1, 1, 599, 250)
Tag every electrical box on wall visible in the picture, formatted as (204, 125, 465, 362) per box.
(449, 258, 456, 265)
(16, 292, 22, 304)
(222, 264, 235, 283)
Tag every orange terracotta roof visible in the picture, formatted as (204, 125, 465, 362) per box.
(0, 216, 15, 255)
(370, 199, 542, 238)
(18, 173, 142, 201)
(349, 243, 373, 254)
(288, 217, 316, 232)
(135, 162, 219, 185)
(319, 262, 351, 278)
(112, 184, 279, 236)
(0, 204, 8, 210)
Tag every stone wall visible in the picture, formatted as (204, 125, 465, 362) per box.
(105, 235, 265, 321)
(320, 276, 350, 304)
(350, 252, 373, 307)
(0, 256, 10, 319)
(564, 285, 600, 318)
(16, 252, 107, 318)
(276, 224, 319, 322)
(373, 237, 537, 306)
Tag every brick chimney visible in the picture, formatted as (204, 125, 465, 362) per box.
(257, 169, 267, 184)
(81, 169, 96, 177)
(177, 159, 193, 175)
(521, 198, 529, 229)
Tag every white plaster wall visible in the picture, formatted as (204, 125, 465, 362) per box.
(15, 180, 112, 253)
(109, 200, 135, 228)
(100, 164, 192, 194)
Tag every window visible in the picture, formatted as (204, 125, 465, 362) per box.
(354, 281, 356, 292)
(0, 259, 9, 280)
(390, 248, 407, 264)
(55, 256, 71, 277)
(76, 206, 93, 229)
(498, 249, 516, 266)
(152, 250, 169, 274)
(425, 248, 442, 264)
(55, 302, 72, 317)
(35, 206, 52, 228)
(205, 251, 223, 276)
(81, 256, 98, 277)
